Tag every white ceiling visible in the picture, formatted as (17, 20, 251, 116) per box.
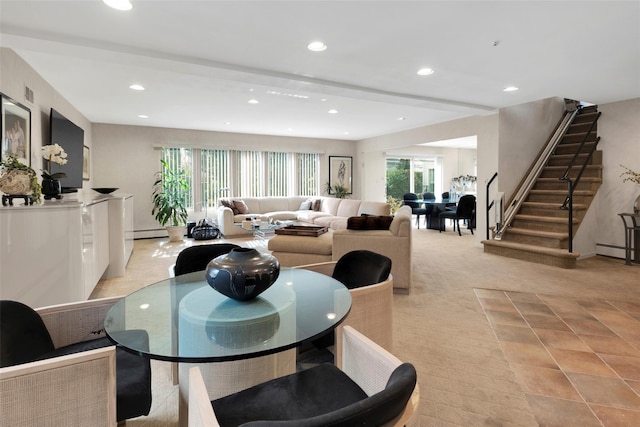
(1, 1, 638, 142)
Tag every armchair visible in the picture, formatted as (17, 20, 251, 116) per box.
(188, 326, 419, 427)
(0, 297, 152, 426)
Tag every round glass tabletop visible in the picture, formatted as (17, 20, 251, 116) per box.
(104, 267, 351, 362)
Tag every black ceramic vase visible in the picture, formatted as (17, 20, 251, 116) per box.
(206, 248, 280, 301)
(41, 178, 62, 200)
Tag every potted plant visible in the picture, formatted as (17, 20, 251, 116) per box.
(152, 159, 189, 241)
(41, 143, 68, 200)
(0, 155, 42, 204)
(324, 181, 349, 199)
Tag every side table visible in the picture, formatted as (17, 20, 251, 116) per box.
(619, 213, 640, 265)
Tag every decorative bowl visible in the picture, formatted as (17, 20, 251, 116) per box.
(206, 248, 280, 301)
(92, 187, 118, 194)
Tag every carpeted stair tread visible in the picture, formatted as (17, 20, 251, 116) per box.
(482, 240, 579, 258)
(522, 201, 587, 210)
(505, 227, 568, 239)
(514, 214, 579, 224)
(529, 189, 594, 196)
(536, 177, 601, 183)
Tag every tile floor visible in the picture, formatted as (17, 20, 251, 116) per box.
(476, 289, 640, 426)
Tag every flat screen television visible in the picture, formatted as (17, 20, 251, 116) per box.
(48, 108, 84, 193)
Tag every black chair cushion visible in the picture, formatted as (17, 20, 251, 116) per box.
(0, 300, 55, 367)
(331, 250, 392, 290)
(346, 215, 393, 231)
(212, 362, 417, 427)
(34, 330, 153, 422)
(174, 243, 241, 276)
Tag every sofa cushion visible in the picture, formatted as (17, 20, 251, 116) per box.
(311, 199, 322, 211)
(268, 232, 333, 255)
(347, 215, 394, 230)
(358, 201, 391, 216)
(299, 200, 312, 210)
(314, 215, 344, 228)
(220, 198, 239, 215)
(233, 199, 250, 214)
(336, 199, 362, 218)
(266, 211, 299, 221)
(296, 210, 332, 223)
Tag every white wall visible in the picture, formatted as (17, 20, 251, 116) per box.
(0, 48, 94, 198)
(92, 123, 356, 235)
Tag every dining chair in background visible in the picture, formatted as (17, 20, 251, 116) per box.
(439, 194, 476, 236)
(173, 243, 241, 276)
(402, 192, 427, 229)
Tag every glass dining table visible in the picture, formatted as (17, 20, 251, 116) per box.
(403, 198, 457, 229)
(104, 267, 352, 426)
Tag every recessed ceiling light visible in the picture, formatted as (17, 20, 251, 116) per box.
(417, 68, 435, 76)
(397, 117, 407, 121)
(138, 114, 148, 119)
(224, 122, 232, 125)
(103, 0, 132, 11)
(504, 86, 519, 92)
(307, 41, 327, 52)
(343, 131, 350, 135)
(328, 109, 338, 114)
(248, 99, 259, 104)
(129, 84, 145, 91)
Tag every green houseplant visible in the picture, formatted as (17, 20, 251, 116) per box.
(324, 181, 349, 199)
(152, 159, 189, 241)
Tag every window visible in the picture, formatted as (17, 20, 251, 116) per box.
(385, 157, 435, 201)
(161, 147, 319, 211)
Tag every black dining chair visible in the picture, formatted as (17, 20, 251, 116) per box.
(439, 194, 476, 236)
(402, 192, 427, 229)
(0, 299, 152, 423)
(173, 243, 241, 276)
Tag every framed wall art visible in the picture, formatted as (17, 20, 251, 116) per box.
(1, 92, 31, 165)
(83, 145, 90, 180)
(328, 155, 352, 195)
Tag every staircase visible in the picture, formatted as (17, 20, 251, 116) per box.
(483, 105, 602, 268)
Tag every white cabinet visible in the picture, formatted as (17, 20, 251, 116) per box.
(0, 201, 84, 308)
(0, 194, 134, 307)
(82, 200, 110, 298)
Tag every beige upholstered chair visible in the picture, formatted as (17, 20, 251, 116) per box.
(295, 260, 393, 364)
(188, 326, 419, 427)
(0, 297, 128, 427)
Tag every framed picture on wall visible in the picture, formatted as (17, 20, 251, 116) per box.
(1, 92, 31, 165)
(328, 156, 352, 195)
(83, 145, 90, 180)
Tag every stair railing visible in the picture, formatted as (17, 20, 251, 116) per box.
(559, 111, 601, 252)
(494, 108, 579, 240)
(485, 172, 498, 240)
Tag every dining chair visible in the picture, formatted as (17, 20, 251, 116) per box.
(402, 192, 427, 228)
(188, 326, 419, 427)
(0, 297, 152, 425)
(439, 194, 476, 236)
(173, 243, 241, 276)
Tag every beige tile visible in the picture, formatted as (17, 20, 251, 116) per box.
(501, 341, 557, 368)
(599, 353, 640, 381)
(484, 309, 528, 327)
(492, 324, 541, 345)
(567, 372, 640, 410)
(511, 364, 581, 400)
(626, 379, 640, 395)
(512, 301, 557, 317)
(526, 394, 602, 427)
(505, 291, 542, 303)
(522, 313, 572, 332)
(609, 300, 640, 315)
(564, 318, 617, 337)
(590, 404, 640, 426)
(590, 310, 640, 345)
(533, 329, 592, 352)
(474, 289, 509, 300)
(580, 334, 640, 358)
(477, 297, 518, 312)
(547, 347, 617, 377)
(577, 299, 618, 311)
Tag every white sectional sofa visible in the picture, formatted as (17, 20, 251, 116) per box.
(216, 196, 390, 237)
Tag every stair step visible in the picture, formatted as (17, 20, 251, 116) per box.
(560, 132, 598, 144)
(540, 165, 603, 179)
(512, 214, 579, 233)
(482, 239, 579, 269)
(500, 227, 569, 249)
(526, 189, 594, 204)
(519, 202, 586, 218)
(534, 177, 601, 191)
(548, 153, 594, 166)
(554, 141, 597, 155)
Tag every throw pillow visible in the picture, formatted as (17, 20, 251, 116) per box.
(311, 199, 322, 211)
(220, 199, 240, 215)
(233, 199, 250, 214)
(347, 215, 394, 230)
(299, 200, 312, 210)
